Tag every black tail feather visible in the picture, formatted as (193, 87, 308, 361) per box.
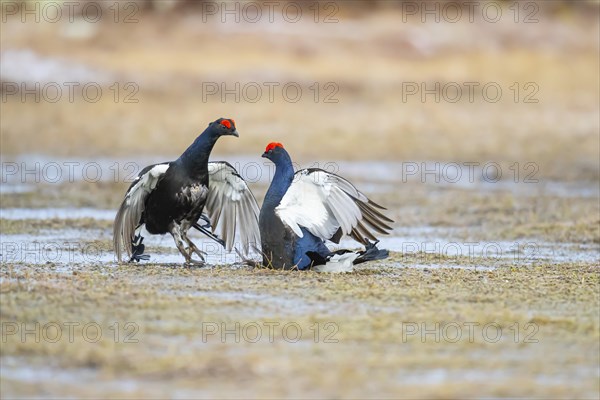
(192, 215, 226, 247)
(353, 240, 389, 265)
(306, 239, 389, 269)
(305, 251, 329, 267)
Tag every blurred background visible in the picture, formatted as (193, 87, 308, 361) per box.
(1, 0, 598, 180)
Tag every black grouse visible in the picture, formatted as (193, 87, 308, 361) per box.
(113, 118, 260, 264)
(258, 142, 393, 272)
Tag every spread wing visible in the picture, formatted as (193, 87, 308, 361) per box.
(113, 162, 170, 262)
(275, 168, 393, 244)
(205, 161, 261, 256)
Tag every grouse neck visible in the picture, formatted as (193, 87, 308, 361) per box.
(264, 155, 295, 208)
(177, 129, 219, 175)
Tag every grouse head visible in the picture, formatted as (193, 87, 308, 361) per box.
(210, 118, 239, 137)
(262, 142, 286, 162)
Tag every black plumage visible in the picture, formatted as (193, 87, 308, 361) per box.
(258, 142, 393, 272)
(113, 118, 260, 264)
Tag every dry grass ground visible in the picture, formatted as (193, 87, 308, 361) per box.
(1, 261, 598, 398)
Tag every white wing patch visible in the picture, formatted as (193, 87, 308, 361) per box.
(275, 169, 393, 244)
(275, 170, 338, 239)
(125, 163, 169, 205)
(205, 162, 261, 256)
(113, 163, 169, 262)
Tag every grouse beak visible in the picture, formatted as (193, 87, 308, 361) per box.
(261, 152, 268, 158)
(231, 129, 239, 137)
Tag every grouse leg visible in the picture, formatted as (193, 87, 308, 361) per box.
(169, 223, 195, 264)
(182, 232, 207, 262)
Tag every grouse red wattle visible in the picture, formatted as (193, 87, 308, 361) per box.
(258, 142, 393, 272)
(113, 118, 260, 264)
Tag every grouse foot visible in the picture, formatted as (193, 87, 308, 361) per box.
(129, 234, 150, 262)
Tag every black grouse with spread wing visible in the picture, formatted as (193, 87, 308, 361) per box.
(113, 118, 260, 264)
(258, 142, 393, 272)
